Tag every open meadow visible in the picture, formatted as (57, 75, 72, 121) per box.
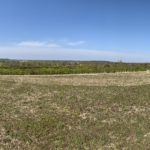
(0, 72, 150, 149)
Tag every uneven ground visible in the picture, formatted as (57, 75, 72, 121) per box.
(0, 72, 150, 149)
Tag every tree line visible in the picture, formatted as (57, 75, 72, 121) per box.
(0, 60, 149, 75)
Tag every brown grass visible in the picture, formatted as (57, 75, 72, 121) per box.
(0, 72, 150, 149)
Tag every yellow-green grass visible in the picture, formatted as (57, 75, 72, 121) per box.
(0, 72, 150, 149)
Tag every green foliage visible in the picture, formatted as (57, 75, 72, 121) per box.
(0, 60, 149, 74)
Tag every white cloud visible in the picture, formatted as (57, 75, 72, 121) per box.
(0, 45, 150, 62)
(46, 43, 60, 48)
(17, 41, 60, 48)
(16, 40, 85, 48)
(17, 41, 46, 47)
(1, 40, 149, 62)
(67, 41, 86, 46)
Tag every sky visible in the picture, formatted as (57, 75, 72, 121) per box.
(0, 0, 150, 62)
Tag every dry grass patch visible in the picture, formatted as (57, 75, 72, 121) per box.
(0, 72, 150, 149)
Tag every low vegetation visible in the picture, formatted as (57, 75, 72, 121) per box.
(0, 72, 150, 149)
(0, 59, 150, 74)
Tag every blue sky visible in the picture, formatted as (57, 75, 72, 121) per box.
(0, 0, 150, 62)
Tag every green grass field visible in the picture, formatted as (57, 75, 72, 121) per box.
(0, 72, 150, 149)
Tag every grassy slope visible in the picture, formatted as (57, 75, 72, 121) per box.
(0, 73, 150, 149)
